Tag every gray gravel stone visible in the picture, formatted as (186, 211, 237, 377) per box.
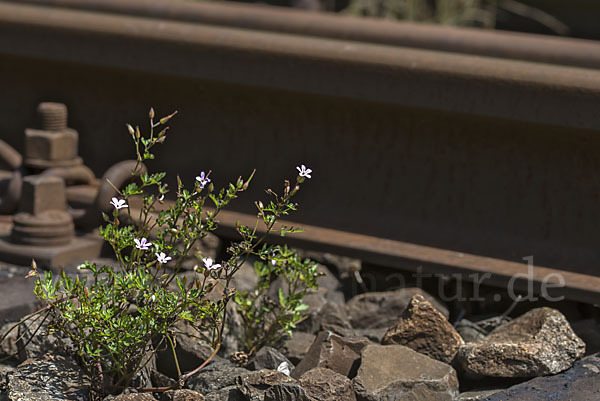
(352, 344, 459, 401)
(382, 294, 463, 364)
(458, 307, 586, 377)
(299, 367, 356, 401)
(291, 332, 371, 379)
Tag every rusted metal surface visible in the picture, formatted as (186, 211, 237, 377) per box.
(211, 209, 600, 305)
(0, 101, 148, 267)
(1, 3, 600, 301)
(1, 2, 600, 131)
(11, 0, 600, 70)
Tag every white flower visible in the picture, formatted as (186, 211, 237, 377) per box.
(110, 197, 128, 210)
(277, 361, 291, 376)
(296, 164, 312, 179)
(203, 257, 221, 270)
(155, 252, 171, 264)
(134, 237, 152, 251)
(196, 171, 211, 189)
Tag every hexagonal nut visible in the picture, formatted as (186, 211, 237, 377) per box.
(19, 175, 67, 215)
(24, 128, 78, 161)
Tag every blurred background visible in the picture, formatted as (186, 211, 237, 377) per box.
(187, 0, 596, 39)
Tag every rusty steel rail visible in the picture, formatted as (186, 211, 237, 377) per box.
(0, 2, 600, 129)
(1, 2, 600, 304)
(9, 0, 600, 70)
(210, 209, 600, 305)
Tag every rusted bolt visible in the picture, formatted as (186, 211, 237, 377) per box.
(37, 102, 68, 131)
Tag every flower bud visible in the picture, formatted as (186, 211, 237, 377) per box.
(149, 107, 155, 119)
(160, 110, 178, 124)
(127, 124, 135, 135)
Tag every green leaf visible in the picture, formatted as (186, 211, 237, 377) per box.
(278, 288, 287, 307)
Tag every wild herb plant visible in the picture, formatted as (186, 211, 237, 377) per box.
(234, 244, 319, 354)
(15, 109, 316, 395)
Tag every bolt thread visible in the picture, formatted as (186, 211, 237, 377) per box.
(37, 102, 68, 131)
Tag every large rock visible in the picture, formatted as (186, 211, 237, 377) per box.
(291, 332, 371, 379)
(382, 294, 463, 363)
(484, 352, 600, 400)
(345, 288, 448, 331)
(278, 333, 315, 365)
(352, 345, 459, 401)
(186, 360, 249, 394)
(299, 367, 356, 401)
(458, 307, 586, 377)
(7, 355, 89, 401)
